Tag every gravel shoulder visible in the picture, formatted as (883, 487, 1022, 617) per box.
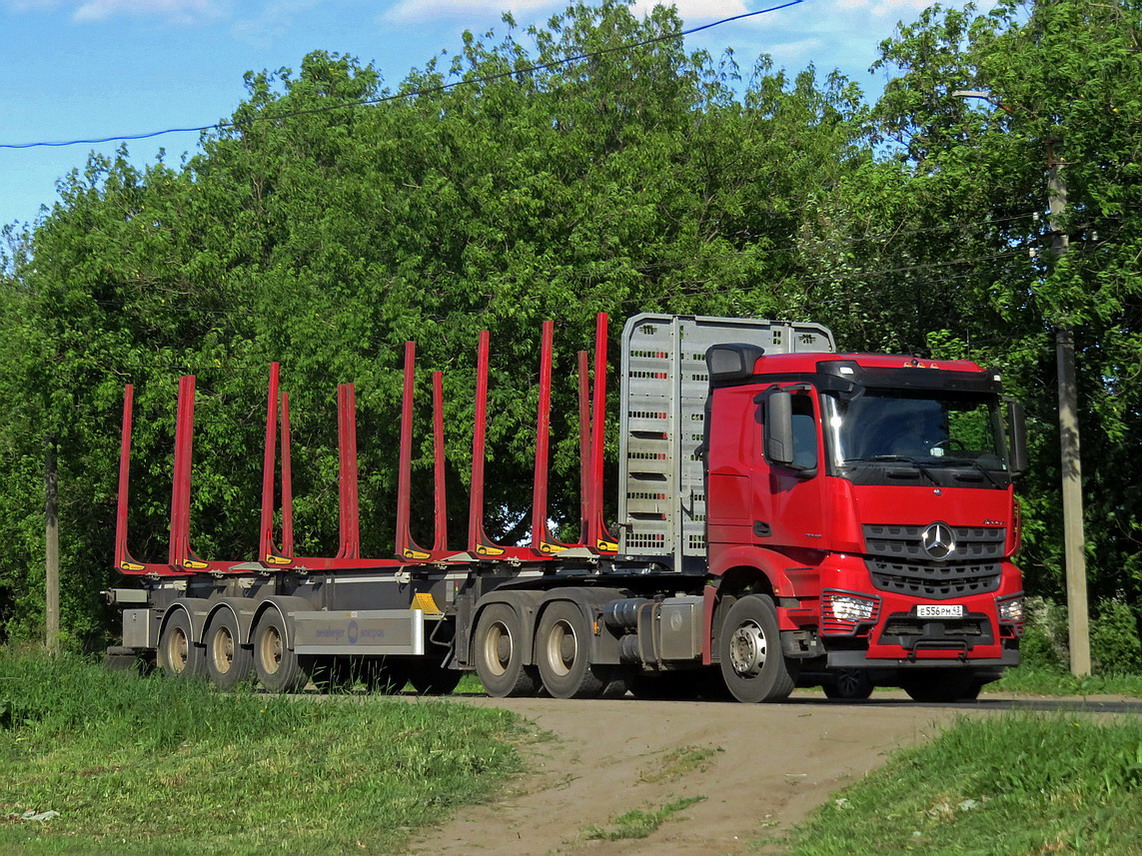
(407, 690, 1141, 855)
(407, 689, 988, 856)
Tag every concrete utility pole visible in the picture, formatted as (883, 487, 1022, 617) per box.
(45, 436, 60, 655)
(953, 91, 1092, 675)
(1048, 139, 1092, 677)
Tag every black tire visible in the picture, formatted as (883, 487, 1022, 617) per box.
(717, 595, 798, 703)
(822, 668, 875, 700)
(363, 658, 411, 694)
(253, 610, 309, 693)
(204, 611, 254, 690)
(408, 659, 462, 695)
(308, 657, 355, 693)
(474, 604, 541, 698)
(535, 601, 607, 699)
(158, 609, 205, 679)
(902, 670, 981, 702)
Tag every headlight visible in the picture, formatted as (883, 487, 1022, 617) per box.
(831, 595, 875, 622)
(822, 590, 881, 634)
(998, 595, 1024, 623)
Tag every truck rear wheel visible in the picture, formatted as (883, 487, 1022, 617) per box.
(204, 611, 253, 690)
(159, 610, 204, 679)
(718, 595, 797, 703)
(536, 601, 607, 699)
(474, 604, 541, 698)
(253, 611, 309, 693)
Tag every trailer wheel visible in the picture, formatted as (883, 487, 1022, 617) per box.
(902, 671, 981, 703)
(253, 611, 309, 693)
(308, 657, 355, 693)
(474, 604, 541, 698)
(408, 659, 462, 695)
(718, 595, 797, 703)
(822, 668, 874, 700)
(535, 601, 606, 699)
(204, 611, 254, 690)
(158, 610, 204, 679)
(363, 658, 410, 694)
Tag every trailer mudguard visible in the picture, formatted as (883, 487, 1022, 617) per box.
(204, 598, 261, 646)
(250, 595, 316, 652)
(160, 598, 211, 645)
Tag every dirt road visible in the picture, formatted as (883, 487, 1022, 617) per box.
(406, 690, 1139, 856)
(405, 689, 978, 856)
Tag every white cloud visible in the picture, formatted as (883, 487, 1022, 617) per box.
(231, 0, 323, 47)
(382, 0, 559, 25)
(73, 0, 225, 23)
(4, 0, 230, 24)
(767, 35, 823, 61)
(629, 0, 748, 19)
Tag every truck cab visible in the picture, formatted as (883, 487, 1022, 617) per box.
(705, 350, 1025, 700)
(619, 315, 1025, 702)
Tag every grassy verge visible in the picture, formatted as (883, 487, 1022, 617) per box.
(0, 649, 524, 855)
(991, 664, 1142, 697)
(784, 713, 1142, 856)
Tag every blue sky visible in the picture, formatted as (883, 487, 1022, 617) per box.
(1, 0, 978, 231)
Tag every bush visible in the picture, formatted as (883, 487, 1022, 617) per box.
(1020, 596, 1069, 671)
(1018, 596, 1142, 677)
(1091, 597, 1142, 675)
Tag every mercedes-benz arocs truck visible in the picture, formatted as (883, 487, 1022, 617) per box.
(106, 312, 1026, 703)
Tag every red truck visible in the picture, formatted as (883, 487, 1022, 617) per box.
(106, 312, 1026, 703)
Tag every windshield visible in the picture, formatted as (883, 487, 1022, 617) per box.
(822, 390, 1008, 472)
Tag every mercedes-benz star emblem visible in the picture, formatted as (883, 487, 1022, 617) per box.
(921, 522, 956, 560)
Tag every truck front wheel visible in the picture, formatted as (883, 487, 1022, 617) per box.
(474, 604, 540, 698)
(718, 595, 797, 703)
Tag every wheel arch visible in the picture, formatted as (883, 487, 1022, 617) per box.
(472, 590, 546, 667)
(250, 595, 314, 651)
(531, 587, 628, 666)
(709, 566, 777, 665)
(203, 600, 258, 646)
(159, 598, 210, 646)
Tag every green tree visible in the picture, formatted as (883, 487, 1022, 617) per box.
(823, 0, 1142, 606)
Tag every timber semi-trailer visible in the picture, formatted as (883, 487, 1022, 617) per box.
(106, 313, 1027, 703)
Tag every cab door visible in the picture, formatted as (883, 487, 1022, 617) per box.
(751, 385, 826, 550)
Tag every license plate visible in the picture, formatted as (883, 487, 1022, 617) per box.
(916, 604, 964, 618)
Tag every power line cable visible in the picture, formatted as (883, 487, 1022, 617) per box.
(0, 1, 804, 151)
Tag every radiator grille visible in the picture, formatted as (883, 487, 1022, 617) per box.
(863, 525, 1005, 600)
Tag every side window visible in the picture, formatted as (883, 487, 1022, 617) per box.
(760, 390, 819, 472)
(790, 395, 818, 471)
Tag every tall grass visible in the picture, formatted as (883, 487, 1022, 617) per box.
(993, 663, 1142, 697)
(0, 649, 523, 855)
(786, 713, 1142, 855)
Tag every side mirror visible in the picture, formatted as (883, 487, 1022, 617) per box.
(706, 344, 765, 384)
(765, 391, 795, 467)
(1008, 400, 1029, 477)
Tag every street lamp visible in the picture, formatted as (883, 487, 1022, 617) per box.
(953, 88, 1092, 677)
